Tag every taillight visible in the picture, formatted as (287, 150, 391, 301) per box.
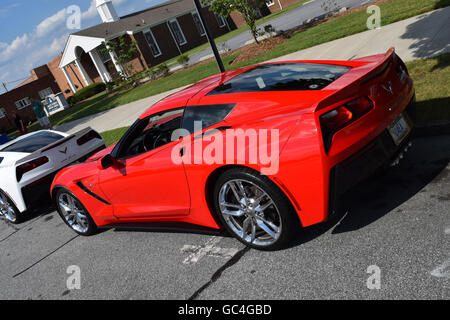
(320, 96, 373, 152)
(320, 107, 353, 131)
(346, 96, 372, 114)
(77, 130, 101, 145)
(16, 156, 49, 182)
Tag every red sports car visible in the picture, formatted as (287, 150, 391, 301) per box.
(51, 48, 415, 250)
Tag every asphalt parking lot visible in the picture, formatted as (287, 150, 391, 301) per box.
(0, 132, 449, 300)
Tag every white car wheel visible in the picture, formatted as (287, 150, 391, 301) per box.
(0, 191, 20, 223)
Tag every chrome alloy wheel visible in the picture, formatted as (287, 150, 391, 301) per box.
(57, 193, 89, 233)
(0, 193, 17, 223)
(218, 179, 282, 246)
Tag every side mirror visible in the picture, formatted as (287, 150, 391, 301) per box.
(99, 154, 116, 170)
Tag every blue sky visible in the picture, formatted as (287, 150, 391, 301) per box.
(0, 0, 166, 94)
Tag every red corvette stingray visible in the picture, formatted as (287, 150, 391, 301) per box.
(51, 48, 415, 250)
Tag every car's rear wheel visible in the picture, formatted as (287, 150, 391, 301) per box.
(55, 189, 97, 236)
(0, 190, 22, 224)
(213, 168, 300, 250)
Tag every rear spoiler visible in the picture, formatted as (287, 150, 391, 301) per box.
(15, 127, 96, 166)
(315, 47, 396, 111)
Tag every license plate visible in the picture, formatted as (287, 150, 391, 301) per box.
(388, 113, 411, 145)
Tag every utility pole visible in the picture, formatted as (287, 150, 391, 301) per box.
(2, 82, 8, 93)
(193, 0, 225, 73)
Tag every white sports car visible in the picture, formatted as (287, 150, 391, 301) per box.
(0, 128, 105, 223)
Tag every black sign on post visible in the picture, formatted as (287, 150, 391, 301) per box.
(193, 0, 225, 73)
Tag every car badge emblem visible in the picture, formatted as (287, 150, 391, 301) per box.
(382, 81, 394, 95)
(59, 147, 68, 154)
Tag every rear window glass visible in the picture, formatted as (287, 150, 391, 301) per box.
(182, 104, 235, 134)
(1, 131, 64, 153)
(208, 63, 351, 95)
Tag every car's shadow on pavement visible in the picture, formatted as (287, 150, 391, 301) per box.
(110, 222, 231, 237)
(287, 132, 450, 249)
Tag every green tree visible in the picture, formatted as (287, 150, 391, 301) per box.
(101, 35, 139, 79)
(202, 0, 267, 44)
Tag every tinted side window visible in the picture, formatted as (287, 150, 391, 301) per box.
(117, 108, 184, 159)
(182, 104, 235, 134)
(1, 132, 64, 153)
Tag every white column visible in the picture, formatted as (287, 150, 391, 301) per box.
(277, 0, 283, 10)
(106, 44, 126, 77)
(89, 49, 112, 83)
(62, 66, 77, 93)
(75, 59, 91, 86)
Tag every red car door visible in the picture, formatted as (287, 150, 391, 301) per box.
(97, 109, 190, 220)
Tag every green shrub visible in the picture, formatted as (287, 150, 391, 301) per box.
(177, 55, 190, 67)
(105, 81, 115, 93)
(156, 63, 170, 77)
(70, 82, 106, 104)
(146, 68, 157, 80)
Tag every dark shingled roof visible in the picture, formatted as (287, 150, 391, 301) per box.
(73, 0, 195, 38)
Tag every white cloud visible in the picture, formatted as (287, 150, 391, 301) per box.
(82, 0, 99, 20)
(35, 9, 67, 38)
(0, 34, 30, 63)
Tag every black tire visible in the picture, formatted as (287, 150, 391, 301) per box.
(0, 189, 23, 224)
(212, 167, 301, 250)
(54, 188, 98, 236)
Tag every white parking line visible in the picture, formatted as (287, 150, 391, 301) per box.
(430, 226, 450, 279)
(431, 259, 450, 279)
(181, 236, 239, 265)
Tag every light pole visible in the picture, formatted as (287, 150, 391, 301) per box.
(193, 0, 225, 73)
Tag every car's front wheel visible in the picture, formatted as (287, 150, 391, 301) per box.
(213, 168, 300, 250)
(0, 190, 22, 224)
(55, 188, 97, 236)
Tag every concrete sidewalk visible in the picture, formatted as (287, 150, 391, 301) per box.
(270, 6, 450, 62)
(57, 6, 450, 135)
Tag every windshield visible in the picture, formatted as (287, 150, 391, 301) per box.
(1, 131, 64, 153)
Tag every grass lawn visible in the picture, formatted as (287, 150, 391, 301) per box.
(99, 53, 450, 147)
(12, 0, 448, 138)
(101, 126, 129, 147)
(408, 54, 450, 123)
(232, 0, 450, 67)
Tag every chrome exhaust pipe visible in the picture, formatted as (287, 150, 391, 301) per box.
(390, 142, 412, 167)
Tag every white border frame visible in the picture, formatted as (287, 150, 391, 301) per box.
(191, 11, 206, 37)
(15, 97, 31, 110)
(169, 18, 187, 46)
(215, 13, 226, 28)
(38, 87, 54, 100)
(143, 28, 162, 58)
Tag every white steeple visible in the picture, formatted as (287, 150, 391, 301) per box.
(96, 0, 119, 23)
